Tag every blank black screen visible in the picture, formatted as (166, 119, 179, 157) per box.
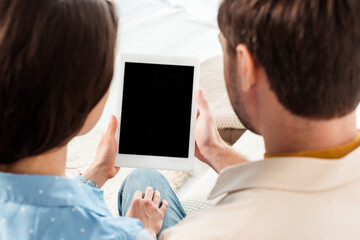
(118, 62, 194, 158)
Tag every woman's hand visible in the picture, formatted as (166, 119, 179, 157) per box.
(83, 115, 120, 188)
(126, 187, 168, 239)
(195, 89, 248, 173)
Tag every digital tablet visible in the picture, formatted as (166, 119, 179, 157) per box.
(114, 54, 200, 171)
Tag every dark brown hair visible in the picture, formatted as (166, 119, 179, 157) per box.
(218, 0, 360, 119)
(0, 0, 118, 164)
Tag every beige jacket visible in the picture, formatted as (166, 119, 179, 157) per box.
(161, 147, 360, 240)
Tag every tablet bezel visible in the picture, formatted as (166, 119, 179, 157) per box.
(114, 53, 199, 171)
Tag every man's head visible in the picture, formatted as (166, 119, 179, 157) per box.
(218, 0, 360, 133)
(0, 0, 118, 164)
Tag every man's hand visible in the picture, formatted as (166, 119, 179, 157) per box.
(83, 115, 120, 188)
(195, 89, 248, 172)
(126, 187, 168, 239)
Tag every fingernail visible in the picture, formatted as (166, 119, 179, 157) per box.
(199, 89, 205, 96)
(110, 115, 114, 123)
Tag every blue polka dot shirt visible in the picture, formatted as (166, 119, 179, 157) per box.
(0, 172, 151, 240)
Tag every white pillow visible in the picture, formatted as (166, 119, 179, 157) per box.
(200, 56, 244, 129)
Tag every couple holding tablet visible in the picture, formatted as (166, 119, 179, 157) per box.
(1, 0, 360, 240)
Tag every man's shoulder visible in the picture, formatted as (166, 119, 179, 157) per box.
(162, 175, 360, 240)
(161, 190, 271, 240)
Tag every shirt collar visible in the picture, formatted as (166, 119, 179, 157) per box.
(209, 146, 360, 199)
(264, 132, 360, 159)
(0, 172, 110, 216)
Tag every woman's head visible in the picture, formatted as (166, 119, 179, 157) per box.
(0, 0, 118, 164)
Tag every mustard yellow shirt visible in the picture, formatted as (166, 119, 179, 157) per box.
(265, 132, 360, 159)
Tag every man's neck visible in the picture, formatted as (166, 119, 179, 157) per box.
(0, 146, 67, 176)
(262, 111, 358, 155)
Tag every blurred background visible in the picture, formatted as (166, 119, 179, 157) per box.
(99, 0, 223, 129)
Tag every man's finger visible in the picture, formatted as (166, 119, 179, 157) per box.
(106, 114, 118, 137)
(144, 186, 154, 201)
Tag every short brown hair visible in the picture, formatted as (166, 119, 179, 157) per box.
(0, 0, 118, 164)
(218, 0, 360, 119)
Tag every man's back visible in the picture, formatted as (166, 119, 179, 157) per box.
(162, 146, 360, 240)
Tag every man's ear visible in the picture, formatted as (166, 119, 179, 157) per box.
(235, 44, 257, 92)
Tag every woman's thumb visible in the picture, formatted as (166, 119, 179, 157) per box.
(106, 115, 118, 137)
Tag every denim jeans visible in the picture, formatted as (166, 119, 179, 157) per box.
(118, 169, 187, 238)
